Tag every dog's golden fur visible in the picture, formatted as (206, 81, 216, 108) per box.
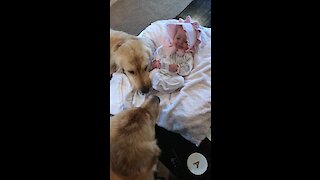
(110, 95, 161, 180)
(110, 29, 154, 94)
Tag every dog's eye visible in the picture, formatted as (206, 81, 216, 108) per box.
(144, 66, 148, 71)
(128, 71, 135, 75)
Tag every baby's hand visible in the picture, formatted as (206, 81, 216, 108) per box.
(169, 64, 179, 73)
(152, 60, 161, 69)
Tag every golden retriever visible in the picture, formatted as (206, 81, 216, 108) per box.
(110, 95, 161, 180)
(110, 29, 154, 94)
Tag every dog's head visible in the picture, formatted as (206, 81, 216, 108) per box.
(110, 95, 161, 178)
(110, 95, 160, 140)
(114, 38, 152, 94)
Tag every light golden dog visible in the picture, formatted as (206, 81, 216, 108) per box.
(110, 29, 154, 94)
(110, 95, 161, 180)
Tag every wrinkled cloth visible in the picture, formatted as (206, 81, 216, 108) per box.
(110, 73, 146, 115)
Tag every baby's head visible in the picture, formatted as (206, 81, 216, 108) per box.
(167, 16, 202, 53)
(173, 25, 189, 51)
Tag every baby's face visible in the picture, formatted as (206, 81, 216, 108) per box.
(173, 26, 189, 50)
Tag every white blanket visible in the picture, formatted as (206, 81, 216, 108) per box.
(110, 19, 211, 146)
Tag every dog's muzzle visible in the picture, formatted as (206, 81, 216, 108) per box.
(140, 86, 150, 94)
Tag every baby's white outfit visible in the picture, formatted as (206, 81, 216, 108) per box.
(150, 45, 193, 93)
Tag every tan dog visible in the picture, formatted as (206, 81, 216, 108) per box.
(110, 29, 154, 94)
(110, 95, 161, 180)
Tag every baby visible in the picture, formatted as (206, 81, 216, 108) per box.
(150, 16, 201, 93)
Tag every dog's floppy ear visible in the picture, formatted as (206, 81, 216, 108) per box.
(113, 40, 124, 52)
(113, 36, 137, 52)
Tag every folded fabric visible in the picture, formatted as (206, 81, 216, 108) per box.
(109, 73, 133, 115)
(110, 73, 146, 115)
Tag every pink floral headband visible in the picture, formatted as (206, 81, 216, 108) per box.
(167, 16, 202, 53)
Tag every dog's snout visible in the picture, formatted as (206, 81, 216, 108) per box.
(140, 86, 150, 94)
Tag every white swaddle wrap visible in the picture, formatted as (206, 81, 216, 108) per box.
(110, 73, 146, 115)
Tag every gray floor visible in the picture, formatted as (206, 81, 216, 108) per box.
(110, 0, 193, 35)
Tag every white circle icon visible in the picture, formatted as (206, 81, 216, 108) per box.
(187, 152, 208, 175)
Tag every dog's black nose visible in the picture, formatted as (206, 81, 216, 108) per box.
(140, 86, 150, 94)
(154, 95, 160, 103)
